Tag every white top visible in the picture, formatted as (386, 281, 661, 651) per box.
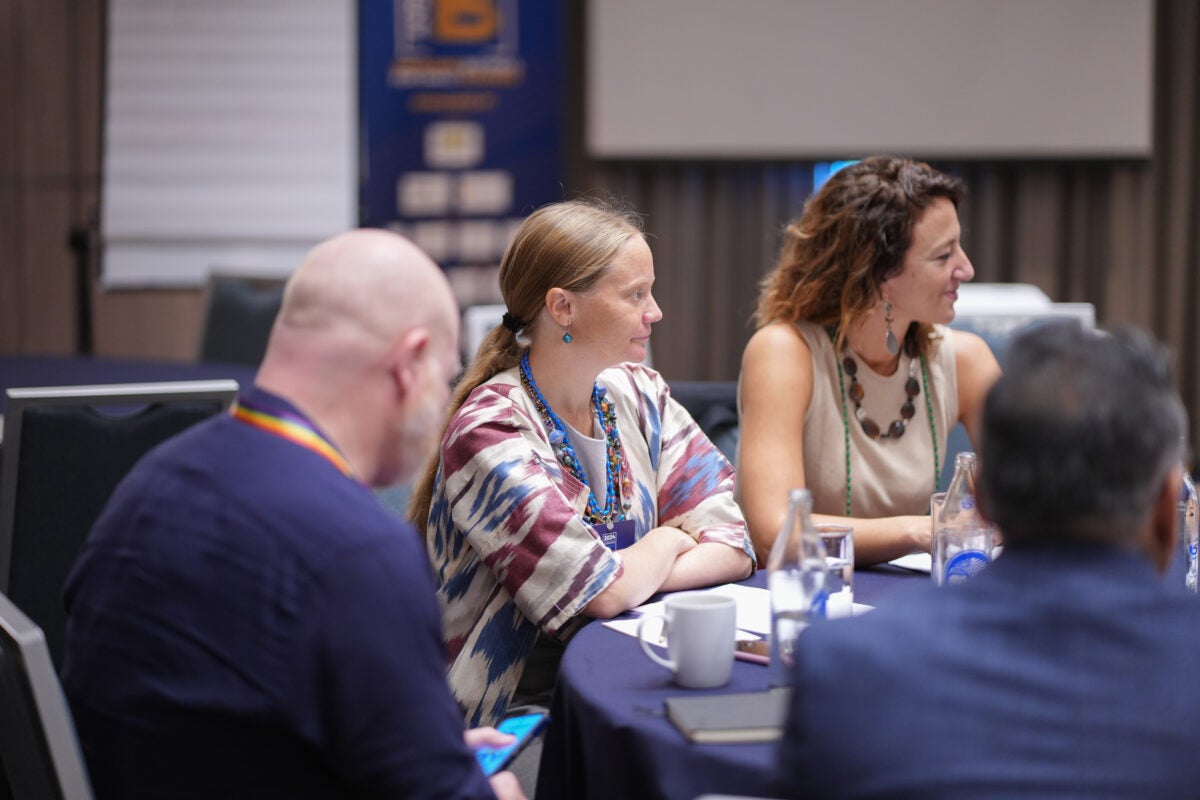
(563, 418, 607, 497)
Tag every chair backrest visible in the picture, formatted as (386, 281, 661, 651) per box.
(0, 592, 93, 800)
(669, 381, 739, 463)
(0, 381, 238, 667)
(197, 274, 285, 366)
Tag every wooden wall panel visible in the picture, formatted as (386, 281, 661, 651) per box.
(14, 0, 73, 181)
(91, 289, 206, 361)
(20, 188, 76, 352)
(1, 1, 110, 356)
(1, 1, 26, 351)
(0, 189, 23, 348)
(0, 0, 18, 181)
(74, 0, 104, 181)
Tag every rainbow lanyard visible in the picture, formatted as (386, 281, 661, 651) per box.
(230, 396, 354, 478)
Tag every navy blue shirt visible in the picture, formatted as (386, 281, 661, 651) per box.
(62, 387, 496, 800)
(776, 542, 1200, 799)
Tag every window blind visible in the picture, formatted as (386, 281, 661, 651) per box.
(101, 0, 355, 287)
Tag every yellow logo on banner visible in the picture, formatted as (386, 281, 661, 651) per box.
(435, 0, 498, 44)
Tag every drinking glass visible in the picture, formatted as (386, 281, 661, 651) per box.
(929, 491, 946, 584)
(816, 524, 854, 618)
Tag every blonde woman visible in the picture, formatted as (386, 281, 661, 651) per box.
(411, 200, 754, 726)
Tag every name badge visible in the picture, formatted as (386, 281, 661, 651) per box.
(592, 519, 636, 551)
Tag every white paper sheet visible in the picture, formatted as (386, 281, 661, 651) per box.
(888, 552, 932, 573)
(601, 583, 873, 643)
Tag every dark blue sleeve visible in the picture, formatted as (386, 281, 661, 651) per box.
(773, 621, 860, 800)
(774, 660, 820, 800)
(287, 528, 497, 800)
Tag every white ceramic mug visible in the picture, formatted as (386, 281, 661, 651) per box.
(637, 592, 736, 689)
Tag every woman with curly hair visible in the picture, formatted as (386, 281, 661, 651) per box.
(738, 156, 1000, 566)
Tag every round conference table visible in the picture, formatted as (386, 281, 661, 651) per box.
(535, 564, 929, 800)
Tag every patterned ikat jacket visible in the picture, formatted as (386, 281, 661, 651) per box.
(425, 361, 754, 726)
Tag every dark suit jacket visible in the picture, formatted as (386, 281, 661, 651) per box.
(776, 542, 1200, 799)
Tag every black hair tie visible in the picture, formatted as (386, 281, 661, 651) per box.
(501, 311, 524, 333)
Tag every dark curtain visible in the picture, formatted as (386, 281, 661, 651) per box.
(573, 0, 1200, 448)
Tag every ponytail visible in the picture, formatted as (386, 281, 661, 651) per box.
(408, 324, 523, 530)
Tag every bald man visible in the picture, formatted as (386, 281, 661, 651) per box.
(61, 231, 524, 800)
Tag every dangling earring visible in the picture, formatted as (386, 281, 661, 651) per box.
(884, 301, 899, 356)
(562, 322, 573, 344)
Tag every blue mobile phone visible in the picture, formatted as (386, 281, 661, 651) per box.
(474, 712, 549, 776)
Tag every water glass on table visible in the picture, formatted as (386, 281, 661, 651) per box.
(816, 524, 854, 618)
(930, 491, 947, 581)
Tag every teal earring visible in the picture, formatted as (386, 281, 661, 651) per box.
(562, 323, 573, 344)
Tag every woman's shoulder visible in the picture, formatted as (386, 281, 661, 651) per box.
(741, 322, 820, 414)
(451, 369, 529, 431)
(743, 321, 816, 370)
(463, 367, 520, 403)
(600, 361, 668, 400)
(936, 324, 998, 369)
(942, 324, 990, 354)
(944, 325, 1001, 394)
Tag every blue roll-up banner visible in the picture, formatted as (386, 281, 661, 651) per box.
(359, 0, 564, 294)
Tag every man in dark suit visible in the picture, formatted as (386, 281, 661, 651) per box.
(775, 322, 1200, 799)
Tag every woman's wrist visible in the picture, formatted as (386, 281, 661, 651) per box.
(643, 525, 697, 556)
(908, 515, 932, 553)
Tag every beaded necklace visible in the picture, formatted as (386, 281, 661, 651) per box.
(518, 350, 632, 523)
(842, 336, 922, 439)
(830, 332, 939, 517)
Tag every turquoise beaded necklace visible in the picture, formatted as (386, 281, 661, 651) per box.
(518, 350, 632, 523)
(831, 332, 939, 517)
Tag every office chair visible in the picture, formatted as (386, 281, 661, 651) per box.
(0, 381, 238, 668)
(196, 274, 285, 366)
(0, 592, 93, 799)
(669, 381, 739, 463)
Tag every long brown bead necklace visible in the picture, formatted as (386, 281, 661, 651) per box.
(839, 335, 921, 440)
(831, 328, 940, 516)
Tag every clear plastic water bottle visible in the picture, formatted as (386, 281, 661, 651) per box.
(767, 488, 827, 687)
(1178, 453, 1198, 592)
(932, 452, 993, 586)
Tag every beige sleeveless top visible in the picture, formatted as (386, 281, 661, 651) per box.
(797, 321, 958, 518)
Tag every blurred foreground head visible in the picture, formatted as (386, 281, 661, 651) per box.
(258, 229, 460, 488)
(978, 321, 1185, 551)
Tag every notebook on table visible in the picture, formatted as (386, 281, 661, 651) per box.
(665, 687, 793, 744)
